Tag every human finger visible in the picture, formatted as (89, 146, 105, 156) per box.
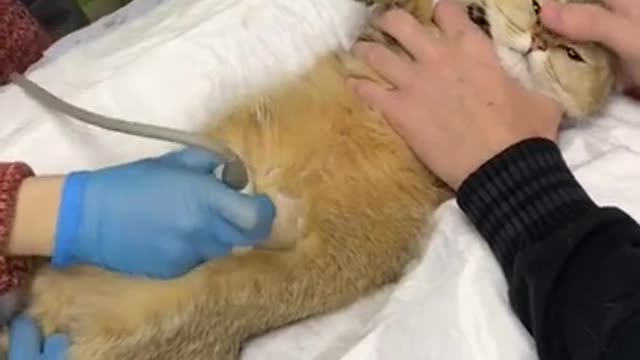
(156, 148, 223, 173)
(202, 215, 260, 251)
(42, 334, 70, 360)
(351, 41, 414, 86)
(348, 78, 402, 118)
(541, 1, 635, 57)
(372, 8, 437, 61)
(433, 0, 478, 38)
(604, 0, 639, 19)
(8, 315, 42, 359)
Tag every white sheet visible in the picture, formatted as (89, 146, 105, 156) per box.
(2, 0, 640, 359)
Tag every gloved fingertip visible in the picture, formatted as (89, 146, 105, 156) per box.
(43, 334, 71, 354)
(8, 315, 41, 358)
(148, 255, 195, 279)
(254, 194, 277, 222)
(43, 335, 70, 360)
(205, 215, 262, 248)
(158, 147, 222, 172)
(260, 196, 277, 234)
(198, 234, 232, 261)
(235, 194, 276, 235)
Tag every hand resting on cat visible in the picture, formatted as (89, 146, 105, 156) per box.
(351, 1, 640, 360)
(541, 0, 640, 96)
(351, 0, 563, 189)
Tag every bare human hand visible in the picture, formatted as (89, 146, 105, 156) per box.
(349, 0, 562, 190)
(541, 0, 640, 96)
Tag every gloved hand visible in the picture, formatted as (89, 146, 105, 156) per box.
(9, 315, 69, 360)
(51, 148, 275, 278)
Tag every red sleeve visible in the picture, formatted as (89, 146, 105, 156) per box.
(0, 162, 36, 296)
(0, 0, 53, 85)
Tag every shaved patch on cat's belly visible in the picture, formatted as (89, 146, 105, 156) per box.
(264, 191, 307, 249)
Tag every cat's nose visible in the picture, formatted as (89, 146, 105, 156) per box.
(531, 34, 548, 51)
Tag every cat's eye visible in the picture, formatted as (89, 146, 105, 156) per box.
(566, 47, 585, 62)
(532, 0, 541, 14)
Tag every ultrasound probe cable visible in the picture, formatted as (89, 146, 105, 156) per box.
(9, 73, 250, 192)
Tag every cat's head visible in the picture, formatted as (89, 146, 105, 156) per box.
(464, 0, 616, 118)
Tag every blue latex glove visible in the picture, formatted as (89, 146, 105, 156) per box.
(51, 148, 275, 278)
(8, 315, 69, 360)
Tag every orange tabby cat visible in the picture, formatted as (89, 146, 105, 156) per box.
(0, 0, 615, 359)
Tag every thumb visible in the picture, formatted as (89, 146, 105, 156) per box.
(541, 2, 632, 56)
(208, 188, 276, 237)
(42, 334, 70, 359)
(155, 147, 223, 173)
(8, 315, 42, 358)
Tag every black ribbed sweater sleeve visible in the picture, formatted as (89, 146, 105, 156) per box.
(456, 138, 640, 360)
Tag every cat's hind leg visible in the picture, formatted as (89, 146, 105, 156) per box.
(24, 264, 228, 360)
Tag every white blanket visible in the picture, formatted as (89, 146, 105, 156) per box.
(2, 0, 640, 359)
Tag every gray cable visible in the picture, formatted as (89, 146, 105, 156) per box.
(9, 73, 249, 191)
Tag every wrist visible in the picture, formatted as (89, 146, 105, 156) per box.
(51, 172, 91, 268)
(456, 138, 597, 275)
(9, 176, 64, 257)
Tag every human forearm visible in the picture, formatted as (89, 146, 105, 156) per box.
(456, 137, 597, 275)
(9, 175, 63, 257)
(0, 161, 61, 258)
(456, 138, 640, 360)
